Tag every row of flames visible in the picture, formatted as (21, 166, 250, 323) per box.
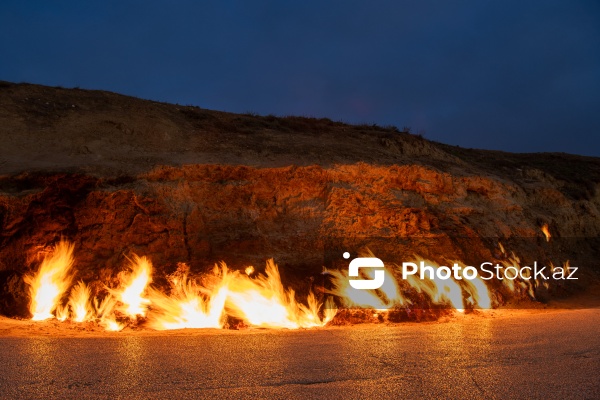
(24, 227, 563, 331)
(24, 241, 337, 331)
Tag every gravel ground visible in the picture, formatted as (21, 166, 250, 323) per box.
(0, 309, 598, 399)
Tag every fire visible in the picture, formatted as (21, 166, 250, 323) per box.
(112, 255, 152, 318)
(147, 264, 228, 330)
(541, 224, 551, 242)
(95, 295, 123, 331)
(68, 281, 94, 322)
(149, 260, 334, 330)
(403, 259, 465, 311)
(325, 249, 405, 310)
(226, 259, 333, 328)
(326, 268, 394, 309)
(23, 243, 334, 330)
(498, 249, 536, 298)
(326, 258, 477, 312)
(378, 269, 406, 306)
(460, 270, 492, 309)
(24, 240, 75, 321)
(55, 304, 69, 322)
(21, 239, 571, 331)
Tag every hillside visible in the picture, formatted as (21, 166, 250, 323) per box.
(0, 81, 599, 316)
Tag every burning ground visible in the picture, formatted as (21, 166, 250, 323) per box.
(0, 81, 599, 330)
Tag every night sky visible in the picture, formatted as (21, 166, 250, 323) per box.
(1, 1, 599, 156)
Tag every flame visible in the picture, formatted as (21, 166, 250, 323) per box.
(327, 259, 466, 312)
(225, 259, 333, 329)
(22, 245, 334, 330)
(326, 268, 393, 309)
(103, 317, 124, 332)
(94, 295, 123, 331)
(404, 260, 464, 311)
(466, 275, 492, 309)
(22, 240, 571, 331)
(103, 257, 332, 331)
(452, 262, 492, 309)
(55, 304, 69, 322)
(68, 281, 94, 322)
(24, 240, 75, 320)
(112, 255, 152, 318)
(378, 269, 406, 306)
(563, 260, 571, 275)
(541, 224, 551, 242)
(499, 251, 537, 299)
(325, 249, 405, 310)
(147, 265, 228, 330)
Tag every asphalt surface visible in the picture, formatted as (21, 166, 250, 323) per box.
(0, 309, 598, 399)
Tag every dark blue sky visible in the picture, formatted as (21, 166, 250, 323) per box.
(1, 1, 599, 156)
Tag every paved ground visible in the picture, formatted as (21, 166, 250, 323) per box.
(0, 309, 598, 399)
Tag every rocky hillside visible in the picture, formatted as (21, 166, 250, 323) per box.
(1, 81, 599, 316)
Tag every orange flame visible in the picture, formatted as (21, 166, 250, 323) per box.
(94, 295, 123, 331)
(147, 265, 228, 330)
(112, 255, 152, 318)
(326, 258, 471, 312)
(541, 224, 551, 242)
(24, 240, 75, 321)
(225, 259, 333, 328)
(68, 281, 94, 322)
(403, 260, 465, 311)
(325, 268, 394, 310)
(22, 240, 570, 331)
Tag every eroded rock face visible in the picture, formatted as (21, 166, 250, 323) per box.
(0, 270, 29, 317)
(1, 163, 599, 316)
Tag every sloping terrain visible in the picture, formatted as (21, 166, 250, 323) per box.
(1, 81, 599, 316)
